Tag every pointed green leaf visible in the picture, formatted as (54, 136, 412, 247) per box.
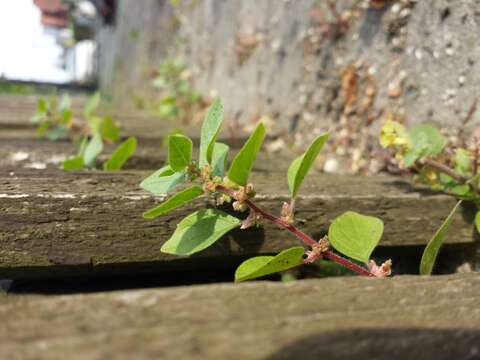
(83, 133, 103, 167)
(161, 209, 241, 255)
(199, 98, 224, 167)
(328, 211, 384, 264)
(143, 186, 203, 219)
(475, 211, 480, 234)
(62, 156, 84, 171)
(85, 92, 100, 118)
(227, 122, 266, 186)
(211, 142, 229, 177)
(140, 166, 186, 195)
(287, 133, 329, 198)
(37, 98, 48, 113)
(99, 116, 120, 142)
(420, 201, 462, 275)
(168, 134, 193, 171)
(235, 247, 305, 282)
(454, 149, 472, 177)
(61, 109, 72, 125)
(103, 136, 137, 171)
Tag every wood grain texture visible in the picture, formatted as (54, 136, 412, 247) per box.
(0, 169, 476, 279)
(1, 273, 480, 359)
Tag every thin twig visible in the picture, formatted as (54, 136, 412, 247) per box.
(422, 158, 467, 183)
(458, 96, 479, 146)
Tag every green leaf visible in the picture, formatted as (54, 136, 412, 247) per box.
(88, 116, 103, 134)
(61, 109, 72, 125)
(157, 97, 179, 119)
(83, 133, 103, 167)
(287, 133, 329, 198)
(140, 166, 186, 195)
(37, 98, 48, 113)
(450, 184, 471, 197)
(46, 126, 68, 141)
(85, 92, 100, 118)
(328, 211, 384, 263)
(99, 117, 120, 142)
(211, 142, 229, 177)
(35, 121, 50, 135)
(168, 134, 193, 171)
(77, 136, 89, 157)
(152, 76, 167, 89)
(58, 94, 71, 112)
(161, 209, 241, 255)
(235, 247, 305, 282)
(475, 211, 480, 234)
(455, 149, 472, 177)
(420, 200, 462, 275)
(227, 122, 266, 186)
(103, 136, 137, 171)
(199, 98, 224, 167)
(31, 113, 46, 124)
(404, 124, 447, 166)
(62, 156, 84, 171)
(143, 186, 203, 219)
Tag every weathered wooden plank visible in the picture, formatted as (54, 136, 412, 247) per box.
(0, 138, 287, 172)
(1, 273, 480, 359)
(0, 168, 475, 279)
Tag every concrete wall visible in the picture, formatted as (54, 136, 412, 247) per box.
(98, 0, 480, 136)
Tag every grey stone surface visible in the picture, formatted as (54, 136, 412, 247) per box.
(97, 0, 480, 136)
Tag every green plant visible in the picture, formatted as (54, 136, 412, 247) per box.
(32, 94, 74, 140)
(151, 58, 203, 123)
(380, 117, 479, 274)
(141, 99, 392, 281)
(33, 92, 137, 171)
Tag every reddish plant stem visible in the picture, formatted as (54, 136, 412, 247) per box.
(422, 158, 467, 183)
(216, 185, 375, 277)
(322, 251, 374, 277)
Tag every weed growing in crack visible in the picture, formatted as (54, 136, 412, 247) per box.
(140, 99, 392, 281)
(32, 92, 137, 171)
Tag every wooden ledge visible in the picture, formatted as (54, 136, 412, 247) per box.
(1, 273, 480, 359)
(0, 169, 475, 279)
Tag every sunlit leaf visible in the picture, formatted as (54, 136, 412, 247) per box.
(235, 247, 305, 282)
(58, 94, 71, 112)
(85, 92, 100, 118)
(328, 211, 384, 264)
(475, 211, 480, 234)
(199, 98, 224, 167)
(161, 209, 241, 255)
(143, 186, 203, 219)
(83, 133, 103, 167)
(62, 156, 84, 171)
(103, 136, 137, 171)
(140, 166, 186, 195)
(455, 149, 472, 177)
(287, 133, 329, 198)
(211, 142, 229, 177)
(404, 124, 447, 166)
(227, 122, 265, 186)
(100, 116, 121, 142)
(168, 134, 193, 171)
(420, 201, 462, 275)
